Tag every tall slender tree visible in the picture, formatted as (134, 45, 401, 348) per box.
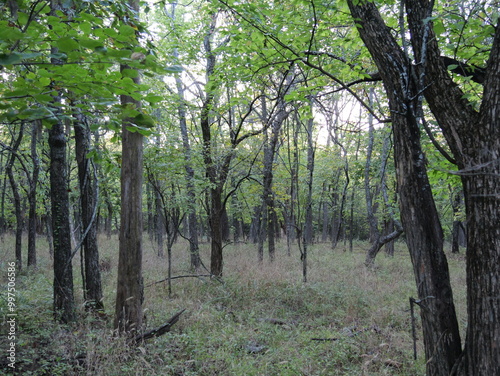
(74, 112, 103, 311)
(49, 0, 76, 323)
(114, 0, 144, 333)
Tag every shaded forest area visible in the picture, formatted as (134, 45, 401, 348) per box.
(0, 0, 498, 375)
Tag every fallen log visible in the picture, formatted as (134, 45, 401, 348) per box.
(134, 309, 186, 342)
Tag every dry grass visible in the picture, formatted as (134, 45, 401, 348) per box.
(0, 234, 467, 375)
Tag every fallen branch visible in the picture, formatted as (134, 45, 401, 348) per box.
(311, 338, 338, 341)
(146, 275, 212, 287)
(134, 309, 186, 342)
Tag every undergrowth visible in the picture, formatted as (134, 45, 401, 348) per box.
(0, 234, 466, 375)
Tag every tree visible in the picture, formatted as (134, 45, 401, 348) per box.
(114, 0, 145, 334)
(4, 124, 24, 269)
(74, 111, 103, 311)
(403, 1, 500, 373)
(347, 0, 500, 373)
(364, 90, 402, 265)
(49, 0, 76, 324)
(27, 120, 41, 267)
(166, 1, 202, 270)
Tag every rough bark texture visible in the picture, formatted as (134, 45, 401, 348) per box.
(114, 0, 144, 334)
(6, 124, 23, 270)
(404, 1, 500, 373)
(27, 120, 41, 267)
(115, 88, 144, 333)
(49, 0, 75, 323)
(200, 12, 230, 276)
(74, 114, 103, 311)
(347, 2, 462, 375)
(49, 118, 75, 323)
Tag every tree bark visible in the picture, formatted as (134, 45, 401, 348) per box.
(27, 120, 41, 267)
(114, 0, 144, 334)
(302, 106, 315, 283)
(5, 124, 24, 270)
(451, 190, 462, 254)
(49, 0, 75, 323)
(175, 74, 201, 269)
(49, 114, 75, 323)
(347, 2, 462, 374)
(74, 113, 103, 311)
(200, 12, 229, 276)
(404, 1, 500, 373)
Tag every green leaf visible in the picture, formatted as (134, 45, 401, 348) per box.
(56, 37, 80, 52)
(133, 113, 155, 128)
(165, 65, 183, 73)
(39, 77, 51, 87)
(119, 24, 136, 36)
(0, 52, 23, 66)
(121, 68, 139, 78)
(144, 94, 163, 104)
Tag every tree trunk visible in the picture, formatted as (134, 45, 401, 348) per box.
(0, 152, 7, 236)
(404, 1, 500, 372)
(28, 120, 41, 267)
(74, 113, 103, 311)
(155, 183, 165, 258)
(347, 2, 462, 374)
(49, 114, 75, 323)
(175, 73, 201, 269)
(451, 190, 462, 254)
(6, 124, 24, 270)
(363, 92, 380, 249)
(302, 108, 315, 283)
(200, 12, 229, 276)
(114, 0, 144, 334)
(49, 0, 75, 323)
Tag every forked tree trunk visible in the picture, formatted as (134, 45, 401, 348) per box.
(74, 113, 103, 311)
(347, 2, 462, 374)
(404, 1, 500, 373)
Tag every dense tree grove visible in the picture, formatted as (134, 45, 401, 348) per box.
(0, 0, 498, 373)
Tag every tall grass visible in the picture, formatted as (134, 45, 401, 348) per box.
(0, 234, 466, 375)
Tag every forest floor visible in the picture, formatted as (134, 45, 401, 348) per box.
(0, 234, 467, 375)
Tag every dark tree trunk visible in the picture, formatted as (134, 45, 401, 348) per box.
(249, 206, 261, 244)
(155, 183, 165, 258)
(0, 152, 7, 236)
(6, 124, 24, 270)
(383, 220, 395, 256)
(451, 190, 462, 254)
(302, 110, 315, 283)
(114, 0, 143, 334)
(347, 2, 462, 375)
(74, 113, 103, 311)
(49, 117, 75, 323)
(49, 1, 75, 322)
(28, 120, 41, 267)
(209, 186, 224, 276)
(200, 12, 232, 277)
(404, 1, 500, 373)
